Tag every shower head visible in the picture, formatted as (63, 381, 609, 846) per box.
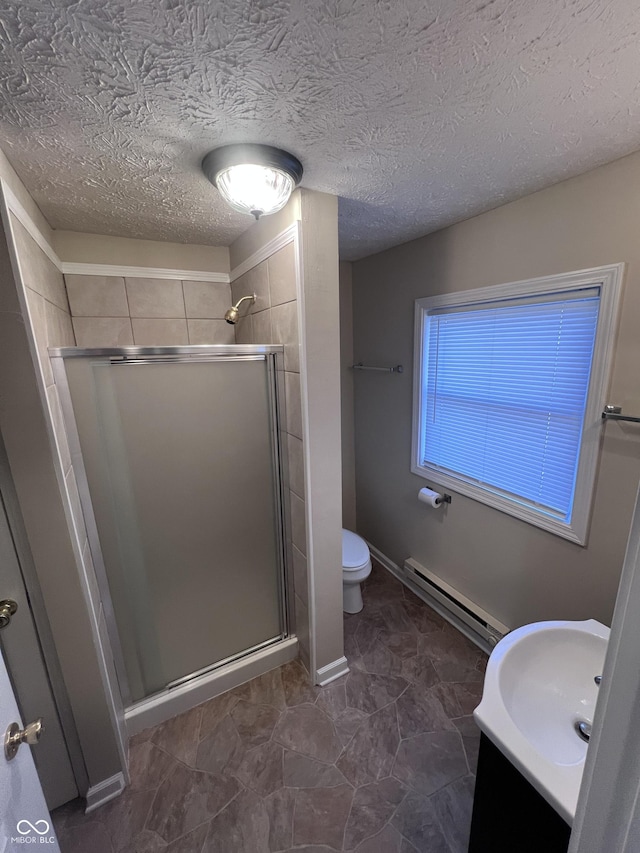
(225, 293, 256, 324)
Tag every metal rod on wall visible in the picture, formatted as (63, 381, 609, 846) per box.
(602, 405, 640, 423)
(352, 363, 403, 374)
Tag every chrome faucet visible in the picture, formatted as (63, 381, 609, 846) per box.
(575, 677, 602, 742)
(576, 721, 592, 742)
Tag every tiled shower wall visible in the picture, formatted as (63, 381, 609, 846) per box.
(11, 216, 78, 531)
(232, 241, 310, 665)
(64, 275, 235, 346)
(12, 218, 76, 370)
(8, 214, 126, 791)
(64, 246, 310, 665)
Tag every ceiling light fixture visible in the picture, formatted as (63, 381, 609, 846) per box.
(202, 144, 303, 220)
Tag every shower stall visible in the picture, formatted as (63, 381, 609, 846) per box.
(51, 345, 294, 725)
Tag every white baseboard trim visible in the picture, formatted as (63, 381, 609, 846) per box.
(367, 542, 405, 581)
(366, 541, 493, 654)
(315, 656, 349, 686)
(84, 772, 126, 813)
(125, 637, 299, 736)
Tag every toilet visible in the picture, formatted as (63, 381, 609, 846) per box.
(342, 529, 372, 614)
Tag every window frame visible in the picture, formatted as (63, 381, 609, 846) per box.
(411, 264, 624, 544)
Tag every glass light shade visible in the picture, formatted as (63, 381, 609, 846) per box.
(215, 164, 295, 218)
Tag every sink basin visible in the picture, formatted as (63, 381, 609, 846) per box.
(474, 618, 609, 825)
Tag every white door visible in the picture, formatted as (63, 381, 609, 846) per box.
(0, 643, 59, 853)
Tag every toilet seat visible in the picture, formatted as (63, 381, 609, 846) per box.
(342, 529, 369, 570)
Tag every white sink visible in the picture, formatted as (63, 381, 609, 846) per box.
(474, 618, 609, 825)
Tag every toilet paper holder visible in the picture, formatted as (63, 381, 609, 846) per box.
(418, 487, 452, 508)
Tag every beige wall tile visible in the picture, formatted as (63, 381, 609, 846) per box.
(294, 593, 310, 666)
(187, 319, 235, 345)
(73, 317, 134, 347)
(65, 274, 128, 317)
(1, 148, 54, 241)
(27, 292, 75, 385)
(271, 300, 299, 372)
(230, 192, 300, 268)
(183, 280, 232, 318)
(25, 287, 53, 386)
(44, 299, 75, 348)
(231, 260, 269, 314)
(64, 466, 85, 542)
(234, 313, 253, 344)
(290, 491, 307, 556)
(125, 277, 184, 318)
(285, 371, 302, 439)
(251, 308, 273, 344)
(287, 433, 305, 499)
(268, 241, 297, 306)
(46, 384, 72, 475)
(132, 318, 189, 345)
(11, 216, 69, 311)
(292, 544, 308, 604)
(82, 538, 102, 623)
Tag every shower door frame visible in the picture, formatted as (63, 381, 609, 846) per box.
(50, 345, 294, 709)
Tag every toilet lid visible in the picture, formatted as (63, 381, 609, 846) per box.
(342, 529, 369, 569)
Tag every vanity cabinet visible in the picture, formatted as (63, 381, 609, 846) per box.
(469, 734, 571, 853)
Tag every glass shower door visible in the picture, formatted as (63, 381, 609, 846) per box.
(63, 352, 286, 703)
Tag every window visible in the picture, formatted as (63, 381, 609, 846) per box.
(412, 265, 623, 543)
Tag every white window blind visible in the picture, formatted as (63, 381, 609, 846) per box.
(421, 288, 601, 522)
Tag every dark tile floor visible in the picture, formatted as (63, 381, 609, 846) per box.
(52, 563, 487, 852)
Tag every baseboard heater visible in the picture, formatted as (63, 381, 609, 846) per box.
(402, 557, 510, 653)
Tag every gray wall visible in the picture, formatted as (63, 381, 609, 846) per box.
(339, 261, 356, 530)
(53, 230, 229, 273)
(352, 150, 640, 630)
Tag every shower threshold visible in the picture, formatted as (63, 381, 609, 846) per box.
(124, 635, 298, 736)
(166, 634, 288, 691)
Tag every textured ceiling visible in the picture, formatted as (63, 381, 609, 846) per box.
(0, 0, 640, 260)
